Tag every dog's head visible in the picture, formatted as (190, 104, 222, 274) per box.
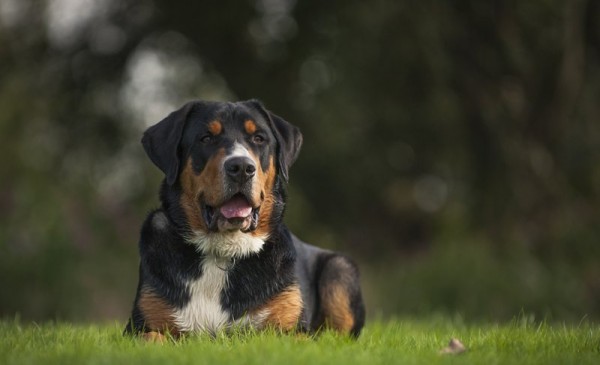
(142, 100, 302, 242)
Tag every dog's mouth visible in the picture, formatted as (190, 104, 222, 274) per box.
(202, 193, 260, 232)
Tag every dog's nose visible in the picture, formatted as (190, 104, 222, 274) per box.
(224, 156, 256, 183)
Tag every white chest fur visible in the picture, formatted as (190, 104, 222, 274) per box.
(174, 231, 268, 333)
(173, 257, 231, 333)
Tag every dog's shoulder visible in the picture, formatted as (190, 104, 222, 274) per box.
(140, 210, 171, 241)
(139, 209, 176, 255)
(138, 209, 202, 280)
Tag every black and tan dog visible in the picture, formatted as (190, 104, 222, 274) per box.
(125, 100, 365, 340)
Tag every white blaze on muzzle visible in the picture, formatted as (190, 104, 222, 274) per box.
(227, 142, 253, 160)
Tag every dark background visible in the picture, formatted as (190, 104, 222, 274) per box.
(1, 0, 599, 323)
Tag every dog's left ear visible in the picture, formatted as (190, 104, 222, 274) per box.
(141, 102, 195, 186)
(245, 100, 303, 181)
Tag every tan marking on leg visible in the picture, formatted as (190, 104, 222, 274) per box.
(321, 284, 354, 333)
(252, 284, 303, 331)
(244, 119, 257, 134)
(208, 120, 222, 135)
(138, 288, 178, 335)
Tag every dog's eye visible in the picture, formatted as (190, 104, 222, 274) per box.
(252, 134, 266, 144)
(200, 135, 213, 144)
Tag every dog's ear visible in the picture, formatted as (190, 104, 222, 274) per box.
(245, 100, 303, 181)
(141, 102, 195, 186)
(270, 111, 303, 182)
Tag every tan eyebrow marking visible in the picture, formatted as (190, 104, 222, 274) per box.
(244, 119, 257, 134)
(208, 120, 222, 135)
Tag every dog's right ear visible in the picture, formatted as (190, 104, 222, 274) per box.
(141, 102, 195, 186)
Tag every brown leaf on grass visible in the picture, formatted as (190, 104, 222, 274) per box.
(439, 338, 467, 355)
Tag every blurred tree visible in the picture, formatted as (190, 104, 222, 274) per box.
(152, 0, 600, 260)
(0, 0, 599, 321)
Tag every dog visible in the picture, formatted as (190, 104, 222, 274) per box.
(125, 100, 365, 340)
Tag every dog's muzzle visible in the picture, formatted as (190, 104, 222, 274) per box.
(202, 194, 260, 232)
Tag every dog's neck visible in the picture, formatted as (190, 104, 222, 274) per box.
(185, 230, 268, 259)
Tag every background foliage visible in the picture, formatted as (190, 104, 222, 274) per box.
(0, 0, 599, 322)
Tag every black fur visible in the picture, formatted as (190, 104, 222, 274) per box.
(125, 100, 365, 336)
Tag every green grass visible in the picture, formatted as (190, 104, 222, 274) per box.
(1, 317, 598, 365)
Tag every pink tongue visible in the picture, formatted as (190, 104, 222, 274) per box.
(220, 196, 252, 219)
